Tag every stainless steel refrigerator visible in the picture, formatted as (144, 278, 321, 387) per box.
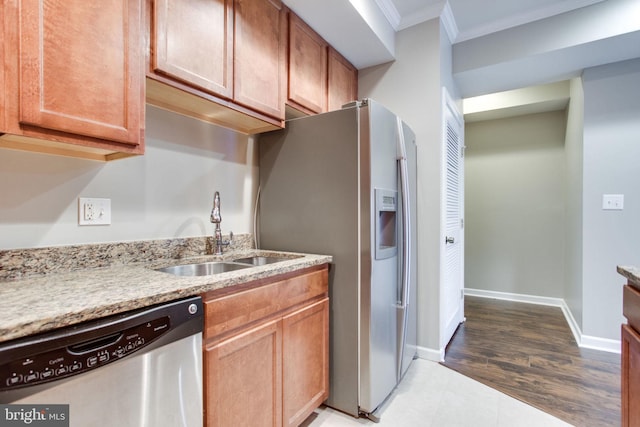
(257, 99, 417, 420)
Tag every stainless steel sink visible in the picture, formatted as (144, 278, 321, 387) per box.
(155, 261, 251, 276)
(233, 256, 294, 266)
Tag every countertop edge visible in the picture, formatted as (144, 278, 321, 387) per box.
(618, 265, 640, 288)
(0, 250, 332, 343)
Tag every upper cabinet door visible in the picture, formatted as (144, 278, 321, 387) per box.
(0, 1, 5, 131)
(327, 47, 358, 112)
(287, 13, 327, 114)
(153, 0, 233, 99)
(233, 0, 286, 120)
(18, 0, 143, 146)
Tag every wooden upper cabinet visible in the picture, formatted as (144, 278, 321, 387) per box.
(234, 0, 286, 120)
(328, 47, 358, 112)
(287, 12, 327, 114)
(147, 0, 285, 131)
(17, 0, 143, 149)
(153, 0, 233, 99)
(0, 1, 5, 132)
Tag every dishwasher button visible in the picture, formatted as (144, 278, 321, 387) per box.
(25, 372, 39, 383)
(40, 369, 54, 379)
(6, 374, 23, 386)
(87, 356, 98, 367)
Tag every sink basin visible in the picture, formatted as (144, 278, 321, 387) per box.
(155, 261, 251, 276)
(233, 256, 294, 266)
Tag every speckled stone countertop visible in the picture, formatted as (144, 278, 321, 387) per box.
(0, 236, 331, 344)
(618, 265, 640, 290)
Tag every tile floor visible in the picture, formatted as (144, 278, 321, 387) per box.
(305, 359, 573, 427)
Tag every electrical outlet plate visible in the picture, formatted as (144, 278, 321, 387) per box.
(78, 198, 111, 225)
(602, 194, 624, 210)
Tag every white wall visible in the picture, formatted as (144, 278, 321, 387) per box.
(359, 18, 457, 357)
(0, 106, 257, 250)
(564, 77, 585, 331)
(582, 58, 640, 341)
(465, 111, 567, 297)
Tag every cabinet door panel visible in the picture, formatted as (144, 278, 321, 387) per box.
(622, 324, 640, 427)
(328, 47, 358, 112)
(288, 13, 327, 114)
(18, 0, 142, 146)
(153, 0, 233, 98)
(0, 1, 5, 131)
(205, 319, 283, 427)
(233, 0, 285, 119)
(282, 298, 329, 427)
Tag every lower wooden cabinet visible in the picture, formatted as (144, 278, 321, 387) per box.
(202, 265, 329, 427)
(622, 324, 640, 427)
(283, 299, 329, 427)
(205, 319, 282, 427)
(622, 282, 640, 427)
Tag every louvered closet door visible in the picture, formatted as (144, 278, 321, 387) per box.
(442, 89, 465, 349)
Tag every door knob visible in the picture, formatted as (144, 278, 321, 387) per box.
(445, 236, 455, 244)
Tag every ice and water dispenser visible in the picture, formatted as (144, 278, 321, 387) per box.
(375, 188, 398, 260)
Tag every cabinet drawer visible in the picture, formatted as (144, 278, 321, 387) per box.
(203, 266, 328, 339)
(624, 285, 640, 332)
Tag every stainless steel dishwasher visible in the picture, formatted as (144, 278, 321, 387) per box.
(0, 296, 203, 427)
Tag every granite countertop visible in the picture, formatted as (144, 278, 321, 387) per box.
(0, 246, 331, 344)
(618, 265, 640, 290)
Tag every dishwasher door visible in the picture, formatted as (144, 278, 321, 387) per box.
(0, 296, 204, 427)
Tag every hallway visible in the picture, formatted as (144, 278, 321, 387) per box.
(443, 296, 621, 426)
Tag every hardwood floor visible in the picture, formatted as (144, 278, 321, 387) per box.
(442, 296, 621, 427)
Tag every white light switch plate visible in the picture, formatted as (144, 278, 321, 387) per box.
(602, 194, 624, 210)
(78, 198, 111, 225)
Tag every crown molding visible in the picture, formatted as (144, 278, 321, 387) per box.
(373, 0, 401, 30)
(397, 1, 443, 31)
(386, 0, 458, 41)
(440, 1, 459, 43)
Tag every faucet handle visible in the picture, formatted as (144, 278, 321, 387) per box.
(223, 231, 233, 247)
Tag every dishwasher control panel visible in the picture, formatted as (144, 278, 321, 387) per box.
(0, 316, 171, 391)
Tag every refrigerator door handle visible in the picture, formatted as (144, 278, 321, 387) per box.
(396, 117, 411, 381)
(396, 117, 411, 311)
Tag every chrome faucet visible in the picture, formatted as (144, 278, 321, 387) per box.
(210, 191, 233, 255)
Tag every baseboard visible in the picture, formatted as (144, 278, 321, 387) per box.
(464, 288, 621, 354)
(416, 345, 444, 362)
(580, 335, 622, 353)
(464, 288, 565, 307)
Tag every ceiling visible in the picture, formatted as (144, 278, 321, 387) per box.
(388, 0, 605, 41)
(285, 0, 640, 118)
(284, 0, 610, 70)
